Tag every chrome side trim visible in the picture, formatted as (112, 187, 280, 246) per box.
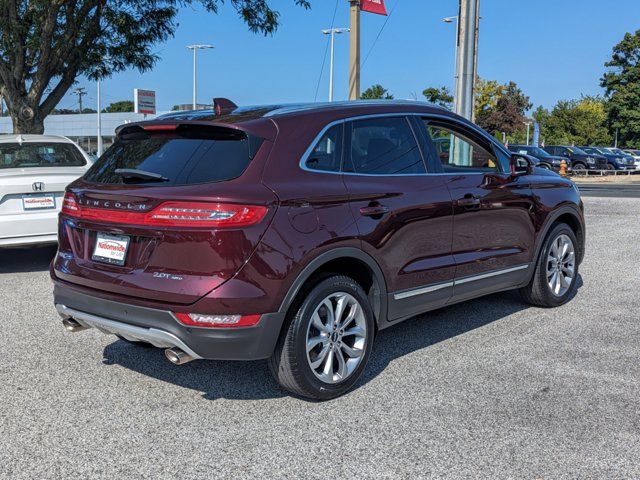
(55, 304, 203, 359)
(392, 264, 530, 301)
(298, 111, 511, 176)
(454, 264, 530, 285)
(393, 281, 454, 300)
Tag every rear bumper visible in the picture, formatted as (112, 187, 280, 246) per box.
(53, 282, 286, 361)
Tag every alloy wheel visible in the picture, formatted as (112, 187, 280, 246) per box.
(305, 292, 367, 384)
(546, 234, 576, 297)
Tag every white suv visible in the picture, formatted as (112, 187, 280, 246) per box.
(0, 135, 92, 247)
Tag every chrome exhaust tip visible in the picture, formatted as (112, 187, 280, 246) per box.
(164, 348, 194, 365)
(62, 318, 88, 332)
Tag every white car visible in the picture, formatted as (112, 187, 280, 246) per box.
(623, 149, 640, 170)
(0, 134, 92, 247)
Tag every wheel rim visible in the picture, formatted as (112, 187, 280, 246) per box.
(546, 234, 576, 297)
(305, 292, 367, 384)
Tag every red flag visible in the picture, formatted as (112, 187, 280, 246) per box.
(361, 0, 388, 16)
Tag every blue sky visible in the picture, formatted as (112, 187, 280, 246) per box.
(60, 0, 640, 113)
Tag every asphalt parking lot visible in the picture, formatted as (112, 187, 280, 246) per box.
(1, 196, 639, 479)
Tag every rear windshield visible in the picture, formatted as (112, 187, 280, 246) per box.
(83, 125, 262, 186)
(0, 142, 86, 169)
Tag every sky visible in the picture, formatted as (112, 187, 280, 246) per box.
(58, 0, 640, 113)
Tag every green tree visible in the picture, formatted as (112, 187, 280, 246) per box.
(535, 96, 611, 146)
(0, 0, 310, 134)
(476, 81, 532, 137)
(474, 78, 505, 121)
(361, 84, 394, 100)
(601, 30, 640, 147)
(104, 100, 134, 113)
(422, 86, 453, 109)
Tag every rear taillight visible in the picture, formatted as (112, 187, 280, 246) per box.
(174, 313, 261, 328)
(61, 192, 79, 215)
(147, 202, 267, 228)
(59, 197, 268, 229)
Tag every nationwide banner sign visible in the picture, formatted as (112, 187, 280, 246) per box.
(134, 88, 157, 115)
(361, 0, 388, 16)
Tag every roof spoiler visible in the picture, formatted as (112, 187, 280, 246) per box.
(214, 98, 238, 115)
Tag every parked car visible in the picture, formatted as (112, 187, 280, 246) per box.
(0, 134, 92, 247)
(542, 145, 607, 171)
(52, 100, 586, 400)
(580, 147, 635, 171)
(507, 145, 568, 172)
(622, 149, 640, 170)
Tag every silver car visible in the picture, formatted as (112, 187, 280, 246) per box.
(0, 134, 92, 247)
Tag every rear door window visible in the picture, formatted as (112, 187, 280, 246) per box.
(84, 125, 262, 185)
(304, 123, 343, 172)
(0, 142, 86, 169)
(346, 117, 426, 175)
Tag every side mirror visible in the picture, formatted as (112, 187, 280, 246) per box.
(510, 154, 534, 176)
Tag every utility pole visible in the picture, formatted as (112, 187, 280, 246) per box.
(454, 0, 480, 121)
(322, 28, 350, 102)
(348, 0, 361, 100)
(187, 44, 214, 110)
(73, 87, 86, 113)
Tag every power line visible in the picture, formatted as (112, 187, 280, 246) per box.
(362, 0, 401, 67)
(314, 0, 339, 102)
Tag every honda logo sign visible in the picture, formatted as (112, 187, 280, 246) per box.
(32, 182, 45, 192)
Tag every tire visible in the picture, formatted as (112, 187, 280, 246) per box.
(268, 275, 375, 400)
(606, 163, 615, 171)
(539, 163, 551, 170)
(520, 223, 580, 308)
(116, 334, 155, 348)
(572, 162, 586, 172)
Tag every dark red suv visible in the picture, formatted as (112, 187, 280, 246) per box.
(52, 100, 585, 400)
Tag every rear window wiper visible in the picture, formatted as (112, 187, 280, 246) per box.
(114, 168, 169, 182)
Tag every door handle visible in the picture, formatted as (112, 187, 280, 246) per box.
(456, 194, 481, 208)
(359, 205, 390, 217)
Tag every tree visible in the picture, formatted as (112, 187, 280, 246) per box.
(361, 84, 394, 100)
(0, 1, 310, 134)
(535, 96, 611, 146)
(422, 86, 453, 109)
(104, 100, 134, 113)
(474, 78, 505, 121)
(476, 81, 532, 136)
(601, 30, 640, 147)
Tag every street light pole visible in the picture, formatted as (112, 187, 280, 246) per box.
(187, 44, 214, 110)
(443, 16, 459, 111)
(524, 121, 533, 146)
(97, 79, 102, 156)
(322, 27, 349, 102)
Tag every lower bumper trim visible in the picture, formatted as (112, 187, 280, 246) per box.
(55, 304, 203, 359)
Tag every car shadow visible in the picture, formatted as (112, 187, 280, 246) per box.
(101, 277, 583, 402)
(0, 245, 57, 273)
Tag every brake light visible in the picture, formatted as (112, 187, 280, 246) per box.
(61, 192, 79, 215)
(142, 124, 178, 132)
(174, 312, 261, 328)
(59, 198, 268, 228)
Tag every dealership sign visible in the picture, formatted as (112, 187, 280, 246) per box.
(134, 89, 156, 115)
(361, 0, 387, 15)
